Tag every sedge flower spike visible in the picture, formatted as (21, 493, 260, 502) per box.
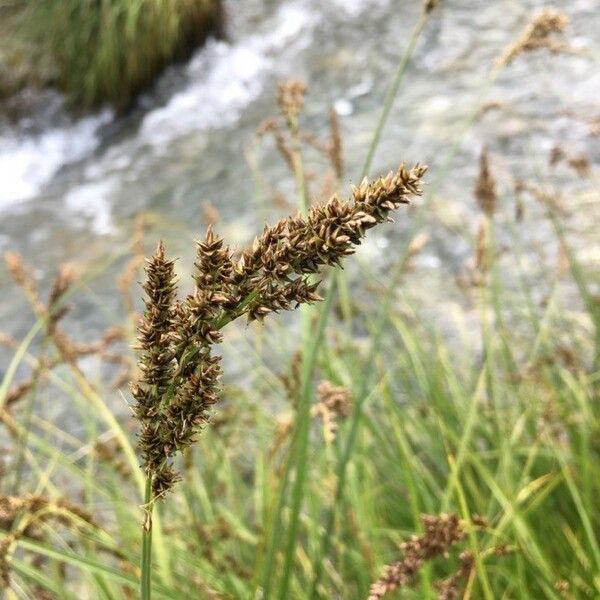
(132, 163, 427, 496)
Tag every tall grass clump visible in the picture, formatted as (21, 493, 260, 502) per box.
(25, 0, 223, 109)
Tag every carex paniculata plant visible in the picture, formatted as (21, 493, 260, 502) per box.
(131, 163, 427, 598)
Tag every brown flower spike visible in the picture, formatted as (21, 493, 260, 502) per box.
(132, 163, 427, 496)
(474, 147, 497, 218)
(497, 8, 569, 67)
(368, 513, 465, 600)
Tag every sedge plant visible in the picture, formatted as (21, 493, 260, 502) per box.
(131, 164, 427, 598)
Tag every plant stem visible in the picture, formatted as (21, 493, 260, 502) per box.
(141, 475, 154, 600)
(308, 25, 511, 600)
(276, 283, 335, 599)
(304, 7, 433, 596)
(360, 9, 428, 180)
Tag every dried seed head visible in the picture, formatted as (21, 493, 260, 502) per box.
(47, 263, 77, 315)
(233, 163, 427, 323)
(4, 379, 36, 409)
(277, 79, 307, 129)
(473, 218, 490, 284)
(193, 226, 234, 291)
(327, 106, 344, 180)
(312, 381, 352, 444)
(131, 163, 426, 496)
(497, 8, 569, 67)
(131, 243, 179, 485)
(368, 513, 465, 600)
(474, 147, 497, 217)
(549, 145, 590, 178)
(0, 494, 94, 531)
(436, 550, 474, 600)
(4, 251, 38, 302)
(567, 155, 589, 178)
(256, 117, 279, 136)
(0, 493, 94, 589)
(424, 0, 441, 14)
(258, 116, 295, 171)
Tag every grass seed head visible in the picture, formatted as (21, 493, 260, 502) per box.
(497, 8, 569, 67)
(474, 147, 497, 217)
(131, 164, 426, 495)
(368, 513, 465, 599)
(277, 79, 307, 130)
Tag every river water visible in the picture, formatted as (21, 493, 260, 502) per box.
(0, 0, 598, 396)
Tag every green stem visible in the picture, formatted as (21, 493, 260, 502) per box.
(258, 432, 296, 597)
(308, 24, 509, 600)
(141, 475, 154, 600)
(276, 283, 335, 599)
(304, 7, 434, 596)
(271, 105, 331, 598)
(360, 10, 428, 180)
(545, 204, 600, 371)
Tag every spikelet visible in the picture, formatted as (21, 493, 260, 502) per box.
(130, 242, 179, 494)
(424, 0, 441, 14)
(436, 551, 474, 600)
(233, 163, 427, 322)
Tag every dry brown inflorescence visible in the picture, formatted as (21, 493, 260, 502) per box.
(256, 79, 346, 211)
(311, 380, 352, 444)
(497, 8, 569, 67)
(2, 253, 130, 415)
(474, 147, 497, 218)
(368, 513, 465, 600)
(0, 494, 94, 589)
(131, 163, 427, 496)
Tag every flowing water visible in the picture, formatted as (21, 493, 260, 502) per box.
(0, 0, 598, 409)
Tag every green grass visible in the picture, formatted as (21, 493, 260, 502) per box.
(2, 233, 598, 598)
(15, 0, 222, 109)
(1, 3, 599, 599)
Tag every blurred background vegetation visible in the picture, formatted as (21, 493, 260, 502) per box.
(0, 0, 222, 109)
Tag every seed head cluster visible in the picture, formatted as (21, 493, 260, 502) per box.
(368, 513, 465, 600)
(0, 494, 94, 589)
(131, 164, 427, 496)
(276, 79, 307, 130)
(311, 380, 352, 444)
(436, 550, 474, 600)
(497, 8, 569, 67)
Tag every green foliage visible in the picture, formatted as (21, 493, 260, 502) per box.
(25, 0, 222, 109)
(2, 234, 598, 598)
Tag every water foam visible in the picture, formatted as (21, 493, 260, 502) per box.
(0, 110, 111, 206)
(140, 2, 314, 148)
